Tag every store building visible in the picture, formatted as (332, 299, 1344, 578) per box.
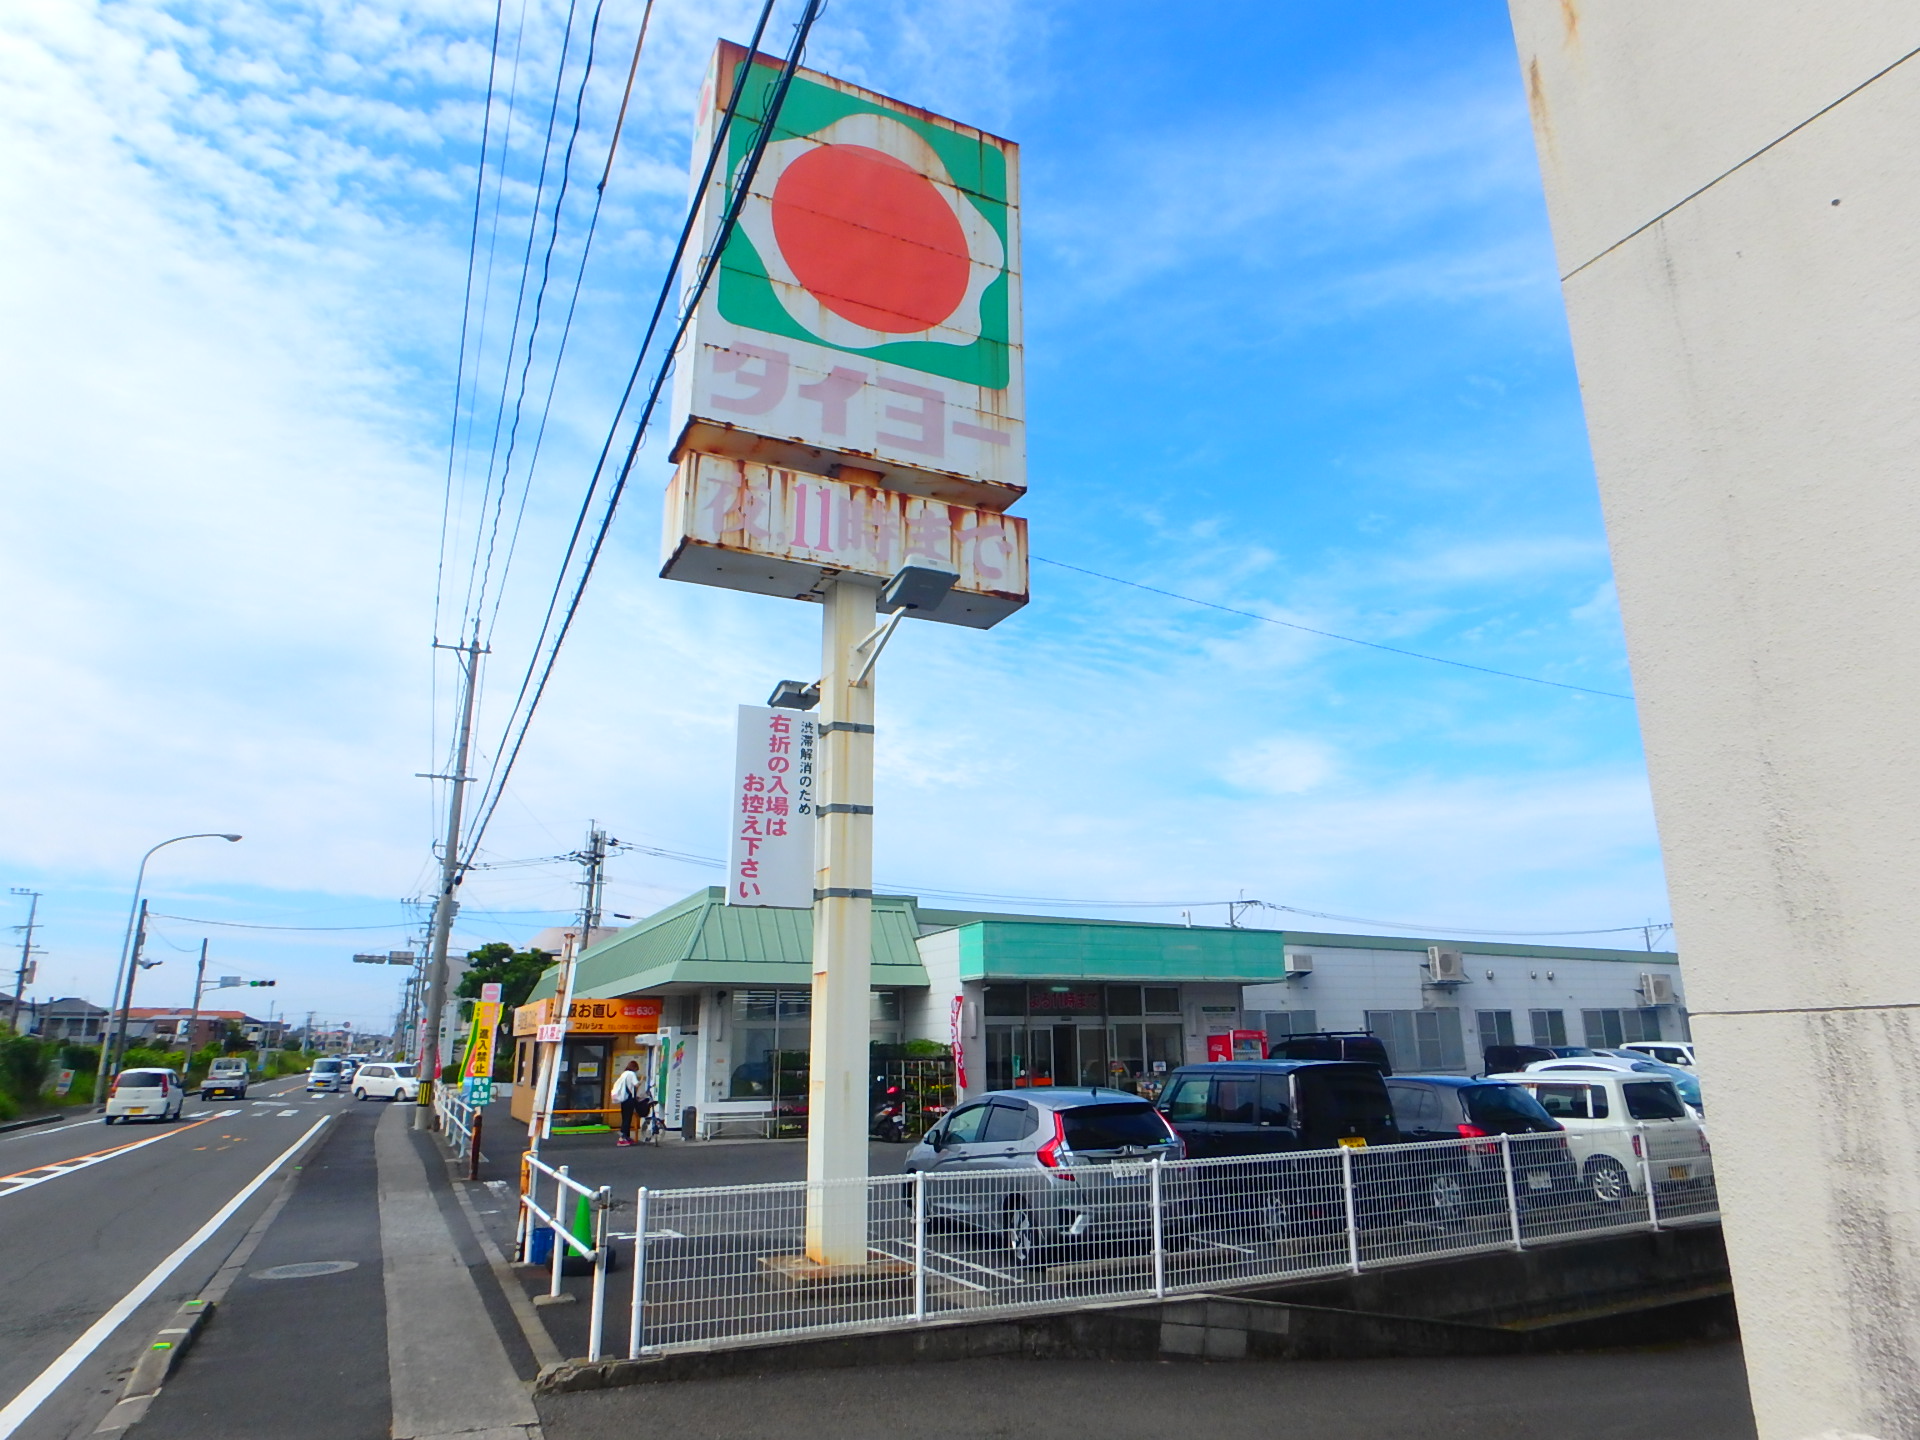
(516, 887, 1685, 1130)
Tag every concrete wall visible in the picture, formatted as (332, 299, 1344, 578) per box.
(1509, 5, 1920, 1436)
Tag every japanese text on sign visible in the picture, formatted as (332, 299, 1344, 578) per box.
(729, 703, 816, 908)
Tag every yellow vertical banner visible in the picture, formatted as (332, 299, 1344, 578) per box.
(462, 1000, 502, 1080)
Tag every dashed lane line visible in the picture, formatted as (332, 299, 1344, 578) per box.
(0, 1119, 220, 1199)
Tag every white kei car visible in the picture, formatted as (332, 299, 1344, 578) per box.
(1491, 1068, 1712, 1206)
(104, 1068, 186, 1124)
(1621, 1041, 1698, 1068)
(352, 1062, 421, 1102)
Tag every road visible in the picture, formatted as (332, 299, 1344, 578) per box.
(0, 1078, 331, 1440)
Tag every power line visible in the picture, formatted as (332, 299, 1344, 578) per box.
(460, 0, 822, 867)
(1034, 556, 1636, 702)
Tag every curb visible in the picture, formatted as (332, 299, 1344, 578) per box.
(0, 1112, 68, 1135)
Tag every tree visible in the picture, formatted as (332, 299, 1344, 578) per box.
(455, 943, 554, 1014)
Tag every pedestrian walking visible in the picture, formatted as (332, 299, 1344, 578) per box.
(613, 1060, 650, 1147)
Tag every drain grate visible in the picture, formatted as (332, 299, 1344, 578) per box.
(251, 1261, 360, 1280)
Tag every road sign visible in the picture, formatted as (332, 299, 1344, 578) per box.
(462, 1077, 494, 1106)
(480, 982, 502, 1004)
(461, 1000, 501, 1080)
(673, 41, 1025, 512)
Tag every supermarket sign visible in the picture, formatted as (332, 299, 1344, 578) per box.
(672, 40, 1024, 512)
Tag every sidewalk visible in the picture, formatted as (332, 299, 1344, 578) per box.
(137, 1104, 546, 1440)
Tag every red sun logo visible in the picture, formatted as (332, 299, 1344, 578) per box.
(769, 144, 972, 334)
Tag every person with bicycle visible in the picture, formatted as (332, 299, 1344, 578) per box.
(613, 1060, 653, 1147)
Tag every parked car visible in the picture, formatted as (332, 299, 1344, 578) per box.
(1383, 1075, 1579, 1223)
(1264, 1032, 1393, 1073)
(1526, 1055, 1705, 1118)
(104, 1068, 185, 1124)
(352, 1062, 420, 1102)
(201, 1056, 250, 1100)
(1155, 1060, 1403, 1239)
(1493, 1069, 1713, 1205)
(1621, 1041, 1697, 1068)
(307, 1057, 349, 1093)
(904, 1088, 1190, 1267)
(1480, 1044, 1599, 1075)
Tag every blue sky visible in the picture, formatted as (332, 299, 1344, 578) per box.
(0, 0, 1667, 1031)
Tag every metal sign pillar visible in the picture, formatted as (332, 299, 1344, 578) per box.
(805, 576, 877, 1266)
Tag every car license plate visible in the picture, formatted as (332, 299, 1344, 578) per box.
(1526, 1170, 1554, 1191)
(127, 1107, 145, 1114)
(1337, 1137, 1367, 1149)
(1668, 1164, 1690, 1181)
(1110, 1161, 1149, 1178)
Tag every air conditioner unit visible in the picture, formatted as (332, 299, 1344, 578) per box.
(1641, 972, 1676, 1005)
(1284, 951, 1314, 976)
(1426, 947, 1467, 984)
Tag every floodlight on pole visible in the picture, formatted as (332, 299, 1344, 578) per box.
(767, 679, 821, 711)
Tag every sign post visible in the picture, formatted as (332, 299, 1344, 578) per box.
(666, 41, 1025, 1272)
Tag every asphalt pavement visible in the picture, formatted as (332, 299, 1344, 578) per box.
(0, 1077, 331, 1440)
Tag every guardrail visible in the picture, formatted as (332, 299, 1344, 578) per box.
(608, 1124, 1717, 1359)
(433, 1085, 484, 1180)
(519, 1153, 617, 1360)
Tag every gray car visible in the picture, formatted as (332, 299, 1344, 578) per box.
(904, 1088, 1190, 1267)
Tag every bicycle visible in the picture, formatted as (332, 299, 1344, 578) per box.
(639, 1108, 665, 1146)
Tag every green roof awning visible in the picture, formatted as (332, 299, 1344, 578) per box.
(525, 887, 929, 1002)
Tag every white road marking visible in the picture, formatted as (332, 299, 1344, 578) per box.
(278, 1110, 298, 1118)
(0, 1123, 212, 1200)
(0, 1116, 331, 1439)
(0, 1118, 104, 1143)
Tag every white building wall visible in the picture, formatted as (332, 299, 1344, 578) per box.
(1245, 945, 1683, 1070)
(1510, 6, 1920, 1434)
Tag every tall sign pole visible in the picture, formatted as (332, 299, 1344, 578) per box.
(664, 41, 1027, 1271)
(806, 575, 879, 1262)
(417, 635, 484, 1130)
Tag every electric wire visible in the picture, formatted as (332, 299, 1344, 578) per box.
(469, 0, 787, 796)
(1035, 556, 1636, 702)
(460, 0, 812, 862)
(466, 0, 589, 634)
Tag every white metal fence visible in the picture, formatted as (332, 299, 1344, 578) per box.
(536, 1126, 1717, 1362)
(434, 1085, 478, 1159)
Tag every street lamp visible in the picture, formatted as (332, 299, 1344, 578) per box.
(94, 832, 242, 1104)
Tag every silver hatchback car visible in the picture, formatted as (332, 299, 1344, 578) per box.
(904, 1088, 1190, 1267)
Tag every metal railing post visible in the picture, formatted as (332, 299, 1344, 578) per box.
(514, 1150, 531, 1262)
(1149, 1157, 1167, 1299)
(628, 1186, 649, 1359)
(549, 1165, 569, 1298)
(911, 1172, 927, 1323)
(1341, 1146, 1361, 1274)
(468, 1112, 483, 1182)
(1639, 1126, 1662, 1230)
(588, 1185, 611, 1360)
(1499, 1134, 1524, 1250)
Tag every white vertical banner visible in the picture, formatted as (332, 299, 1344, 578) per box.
(728, 704, 817, 907)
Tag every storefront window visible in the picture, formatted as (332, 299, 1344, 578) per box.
(730, 989, 811, 1098)
(981, 984, 1191, 1098)
(984, 985, 1026, 1016)
(1144, 987, 1181, 1015)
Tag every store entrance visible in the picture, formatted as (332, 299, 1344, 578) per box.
(1049, 1024, 1110, 1088)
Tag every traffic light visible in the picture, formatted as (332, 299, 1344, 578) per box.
(247, 979, 276, 987)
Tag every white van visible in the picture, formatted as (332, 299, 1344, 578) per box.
(105, 1068, 185, 1124)
(1621, 1041, 1697, 1069)
(1491, 1070, 1712, 1206)
(202, 1056, 250, 1100)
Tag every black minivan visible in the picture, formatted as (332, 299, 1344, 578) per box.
(1155, 1061, 1401, 1239)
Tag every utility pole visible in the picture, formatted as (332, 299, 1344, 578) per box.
(576, 823, 610, 939)
(182, 939, 209, 1073)
(417, 634, 484, 1130)
(8, 889, 42, 1033)
(103, 901, 154, 1085)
